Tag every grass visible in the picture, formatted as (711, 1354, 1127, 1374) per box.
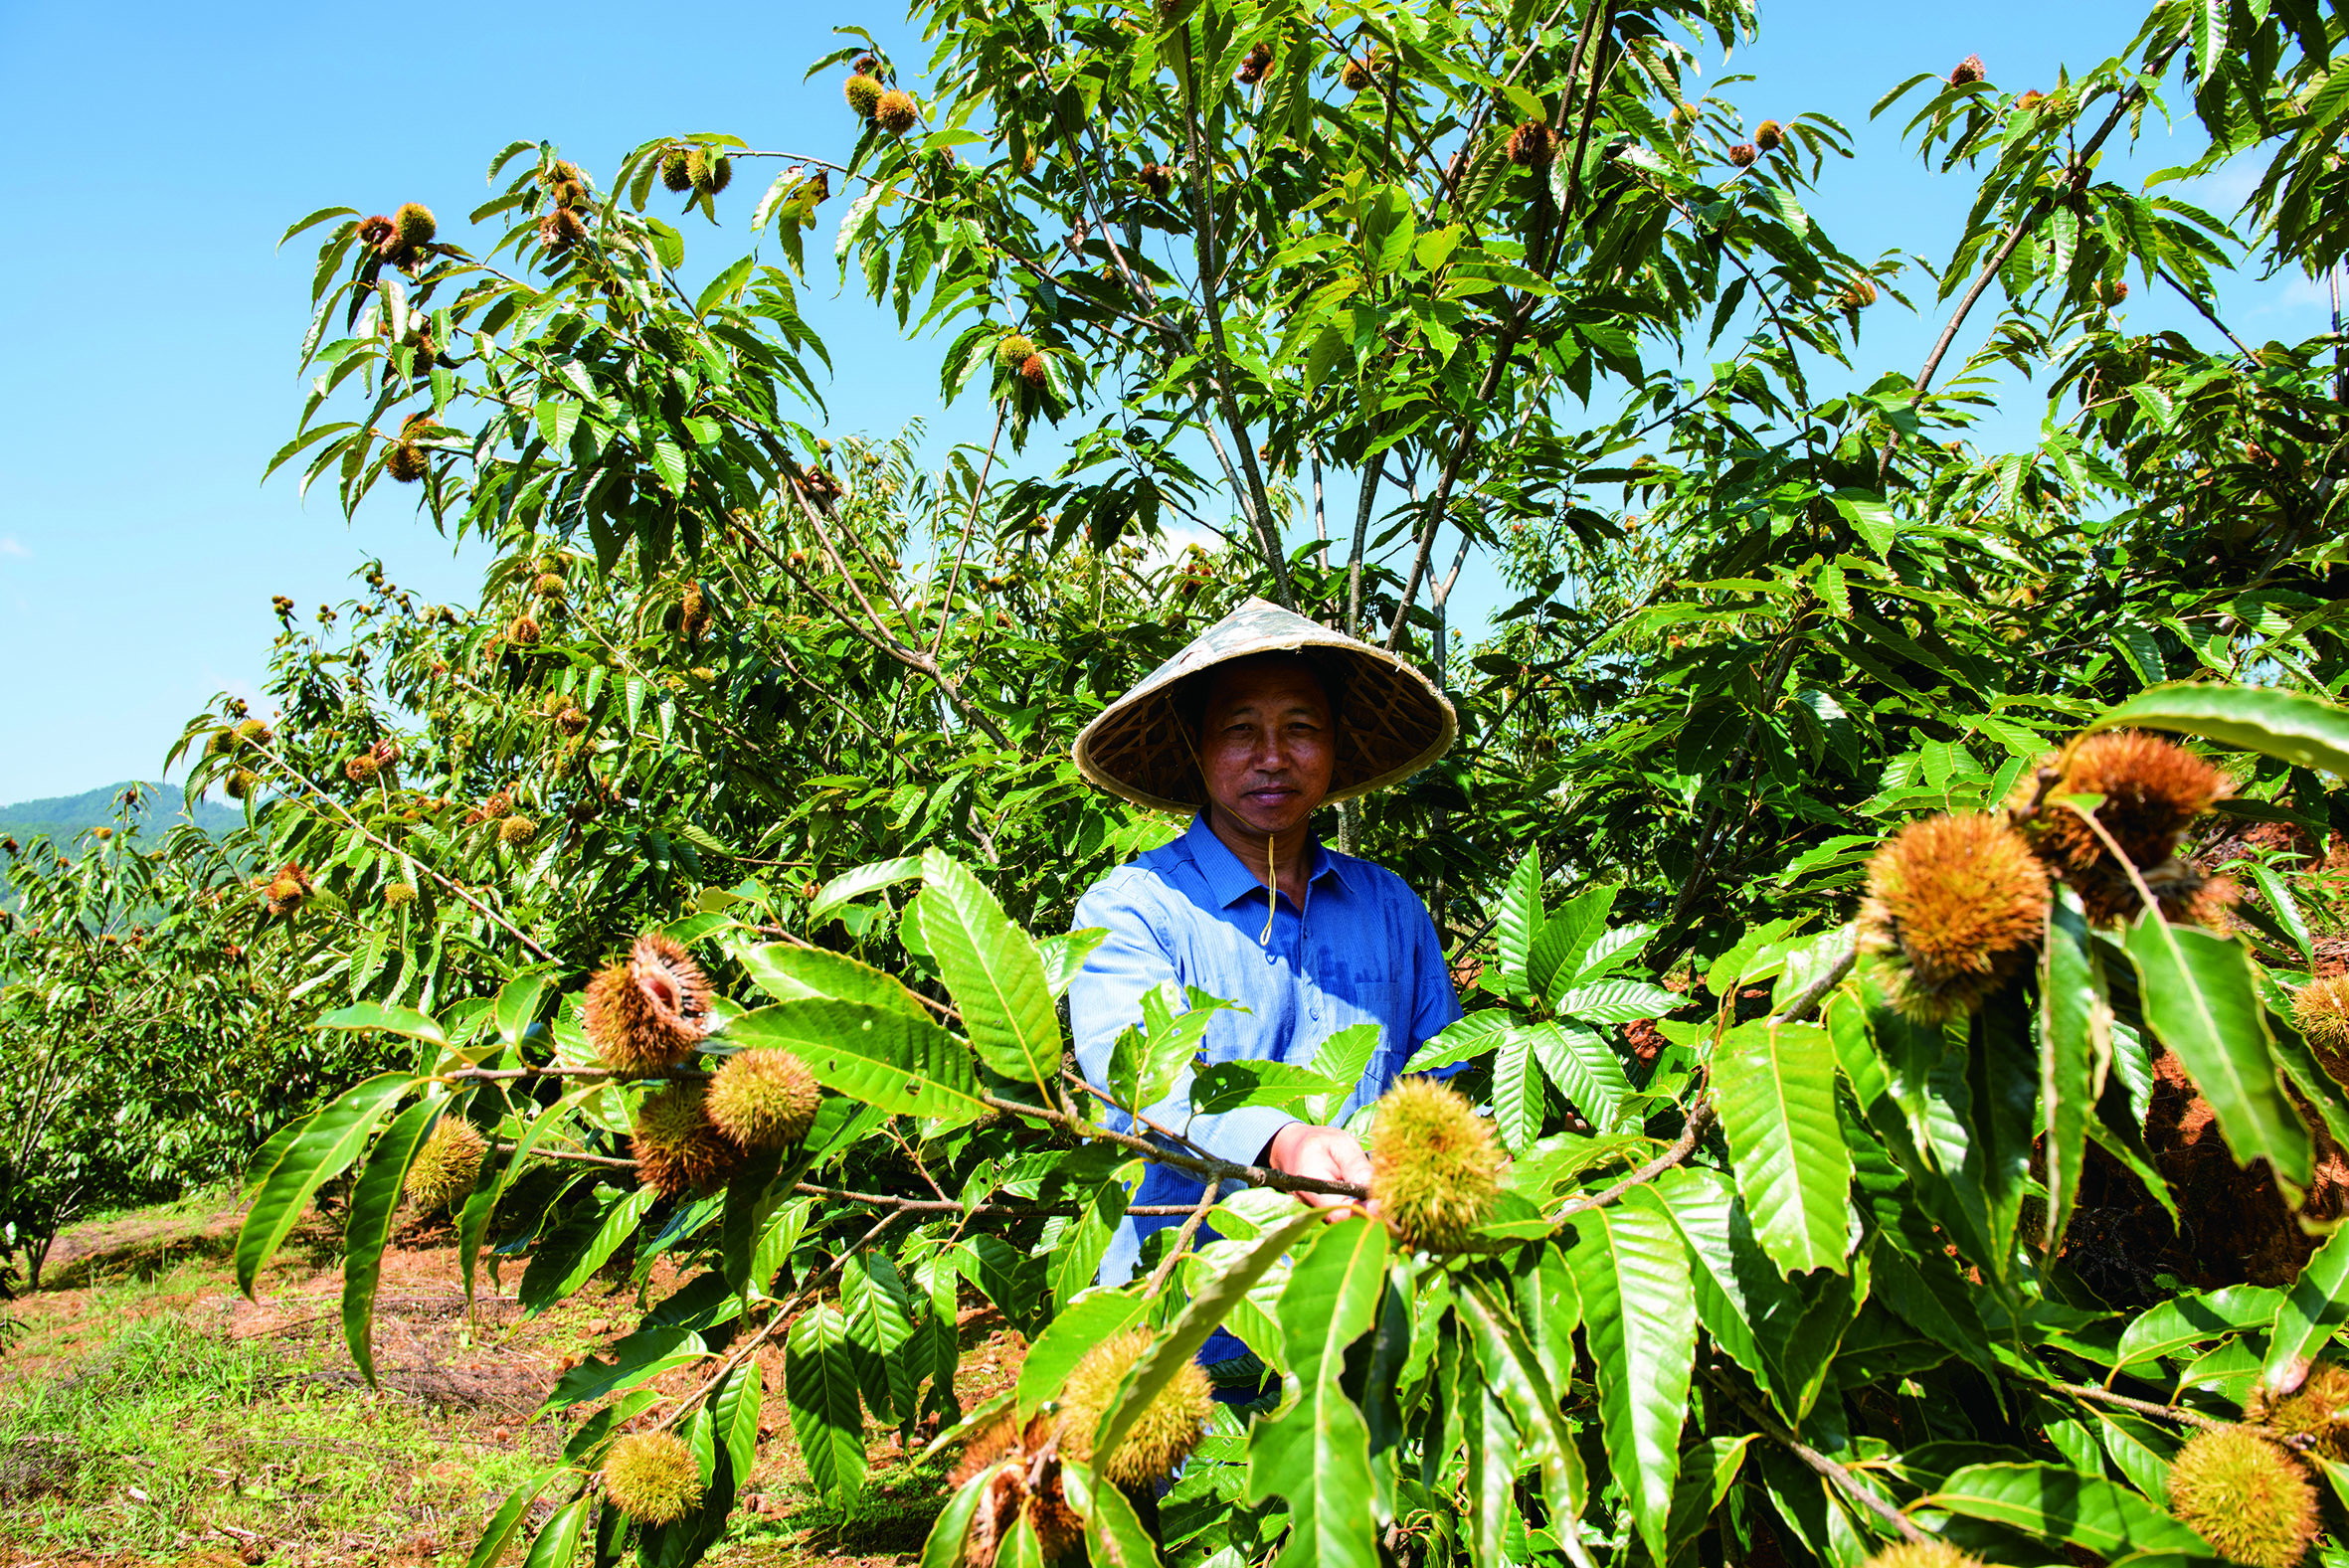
(0, 1310, 548, 1560)
(0, 1195, 1023, 1566)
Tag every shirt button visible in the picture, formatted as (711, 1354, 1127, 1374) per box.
(1310, 1008, 1320, 1021)
(1265, 951, 1276, 964)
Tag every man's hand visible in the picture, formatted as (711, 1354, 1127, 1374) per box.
(1264, 1122, 1372, 1211)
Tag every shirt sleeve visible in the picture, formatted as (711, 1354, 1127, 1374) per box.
(1067, 877, 1299, 1165)
(1406, 889, 1466, 1074)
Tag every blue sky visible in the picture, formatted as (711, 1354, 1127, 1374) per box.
(0, 0, 2322, 806)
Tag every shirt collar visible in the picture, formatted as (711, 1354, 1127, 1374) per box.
(1179, 813, 1352, 907)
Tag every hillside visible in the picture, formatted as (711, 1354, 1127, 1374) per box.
(0, 780, 242, 847)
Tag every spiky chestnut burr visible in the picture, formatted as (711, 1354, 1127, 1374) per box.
(1508, 120, 1555, 169)
(844, 75, 884, 118)
(2167, 1427, 2318, 1568)
(2017, 731, 2233, 925)
(1018, 354, 1048, 392)
(631, 1085, 738, 1198)
(386, 443, 429, 483)
(602, 1431, 704, 1524)
(382, 882, 418, 909)
(1727, 142, 1757, 167)
(1369, 1078, 1505, 1251)
(394, 203, 437, 250)
(1754, 119, 1784, 151)
(585, 932, 715, 1073)
(1858, 813, 2049, 1022)
(403, 1118, 485, 1210)
(1052, 1328, 1214, 1487)
(1950, 55, 1986, 85)
(1861, 1544, 1987, 1568)
(508, 612, 541, 646)
(1340, 57, 1371, 91)
(660, 147, 695, 191)
(2254, 1361, 2349, 1461)
(875, 89, 919, 134)
(2291, 974, 2349, 1057)
(706, 1049, 823, 1149)
(995, 334, 1036, 371)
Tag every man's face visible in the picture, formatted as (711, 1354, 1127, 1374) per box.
(1195, 658, 1336, 837)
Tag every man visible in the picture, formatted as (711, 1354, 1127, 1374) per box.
(1066, 598, 1461, 1372)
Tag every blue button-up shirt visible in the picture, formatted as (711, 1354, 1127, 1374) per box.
(1068, 814, 1461, 1311)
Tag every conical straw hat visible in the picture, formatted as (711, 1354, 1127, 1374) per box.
(1072, 598, 1458, 813)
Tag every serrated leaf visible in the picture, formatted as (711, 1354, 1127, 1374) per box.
(788, 1306, 869, 1504)
(237, 1073, 418, 1298)
(342, 1094, 446, 1383)
(2094, 683, 2349, 779)
(1921, 1463, 2210, 1556)
(1710, 1019, 1852, 1275)
(736, 942, 929, 1018)
(316, 1002, 447, 1048)
(2122, 914, 2311, 1188)
(1244, 1217, 1386, 1568)
(725, 998, 988, 1126)
(811, 855, 923, 919)
(919, 850, 1062, 1099)
(1567, 1200, 1694, 1564)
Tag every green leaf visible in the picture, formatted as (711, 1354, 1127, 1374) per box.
(1076, 1463, 1163, 1568)
(919, 850, 1062, 1099)
(522, 1185, 658, 1310)
(2092, 684, 2349, 779)
(2114, 1286, 2283, 1372)
(1709, 1018, 1852, 1275)
(1095, 1202, 1323, 1463)
(1531, 885, 1619, 999)
(2040, 902, 2109, 1251)
(1567, 1199, 1695, 1564)
(921, 1467, 994, 1568)
(811, 855, 922, 919)
(342, 1094, 446, 1384)
(787, 1305, 869, 1504)
(2123, 915, 2311, 1188)
(237, 1073, 418, 1298)
(841, 1251, 921, 1425)
(518, 1495, 592, 1568)
(316, 1002, 448, 1048)
(725, 999, 988, 1126)
(2268, 1225, 2349, 1390)
(1245, 1217, 1387, 1568)
(1402, 1009, 1509, 1072)
(1921, 1463, 2211, 1557)
(1038, 928, 1109, 998)
(1494, 850, 1544, 997)
(1524, 1020, 1633, 1129)
(1492, 1028, 1544, 1152)
(462, 1469, 562, 1568)
(713, 1359, 763, 1494)
(543, 1324, 708, 1408)
(493, 967, 558, 1046)
(737, 942, 929, 1018)
(1018, 1288, 1150, 1417)
(1459, 1277, 1594, 1566)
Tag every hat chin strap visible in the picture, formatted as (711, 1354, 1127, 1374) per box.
(1260, 835, 1277, 947)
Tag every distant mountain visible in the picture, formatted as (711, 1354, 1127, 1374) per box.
(0, 781, 243, 847)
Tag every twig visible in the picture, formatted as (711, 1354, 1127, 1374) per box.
(245, 740, 556, 962)
(1769, 943, 1857, 1026)
(1142, 1182, 1222, 1299)
(2058, 1381, 2232, 1433)
(1551, 1098, 1715, 1223)
(982, 1090, 1365, 1201)
(653, 1209, 909, 1436)
(1700, 1364, 1930, 1543)
(794, 1181, 1209, 1219)
(926, 409, 1008, 660)
(492, 1140, 636, 1170)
